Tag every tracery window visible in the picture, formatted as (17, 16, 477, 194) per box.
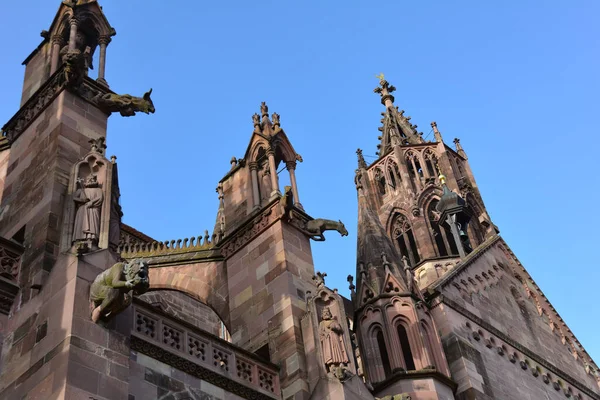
(405, 151, 423, 191)
(397, 324, 415, 370)
(427, 199, 458, 256)
(374, 168, 386, 195)
(391, 213, 420, 266)
(423, 149, 439, 178)
(387, 160, 401, 189)
(375, 328, 391, 378)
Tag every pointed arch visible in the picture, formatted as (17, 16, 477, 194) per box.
(389, 212, 420, 266)
(423, 148, 439, 178)
(465, 193, 486, 246)
(426, 197, 458, 257)
(405, 150, 422, 192)
(374, 168, 386, 195)
(386, 158, 401, 190)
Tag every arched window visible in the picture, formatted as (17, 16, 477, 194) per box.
(375, 329, 391, 378)
(375, 169, 386, 195)
(387, 166, 396, 189)
(397, 324, 416, 370)
(427, 199, 458, 256)
(388, 160, 401, 189)
(465, 194, 486, 247)
(391, 214, 420, 266)
(405, 151, 423, 191)
(423, 149, 439, 178)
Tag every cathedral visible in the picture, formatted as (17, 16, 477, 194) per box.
(0, 2, 598, 400)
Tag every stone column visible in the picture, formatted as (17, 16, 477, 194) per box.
(286, 161, 302, 209)
(97, 36, 110, 85)
(267, 149, 281, 198)
(249, 162, 260, 209)
(50, 36, 63, 74)
(68, 18, 79, 50)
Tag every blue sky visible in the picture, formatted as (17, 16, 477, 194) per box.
(1, 1, 598, 362)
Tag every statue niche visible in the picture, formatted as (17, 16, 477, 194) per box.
(319, 306, 350, 379)
(63, 138, 121, 253)
(73, 174, 104, 245)
(90, 259, 150, 323)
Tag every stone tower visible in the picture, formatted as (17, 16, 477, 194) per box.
(0, 1, 156, 399)
(349, 77, 600, 399)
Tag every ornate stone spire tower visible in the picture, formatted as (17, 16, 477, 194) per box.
(351, 152, 453, 399)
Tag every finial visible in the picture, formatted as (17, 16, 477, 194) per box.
(260, 102, 269, 118)
(252, 113, 260, 128)
(110, 155, 117, 164)
(439, 174, 446, 185)
(230, 156, 237, 168)
(356, 148, 367, 169)
(347, 275, 355, 295)
(373, 74, 396, 106)
(272, 112, 280, 129)
(89, 137, 106, 155)
(313, 271, 327, 288)
(431, 121, 444, 143)
(453, 137, 467, 158)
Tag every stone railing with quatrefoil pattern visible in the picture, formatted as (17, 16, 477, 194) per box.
(132, 299, 280, 398)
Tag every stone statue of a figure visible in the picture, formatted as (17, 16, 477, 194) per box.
(260, 166, 272, 202)
(73, 175, 104, 244)
(319, 307, 349, 378)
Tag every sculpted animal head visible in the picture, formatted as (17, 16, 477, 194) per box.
(132, 89, 155, 114)
(124, 259, 150, 295)
(338, 220, 348, 236)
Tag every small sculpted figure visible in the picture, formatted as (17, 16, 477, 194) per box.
(73, 175, 103, 244)
(90, 259, 149, 323)
(319, 307, 349, 378)
(260, 166, 272, 202)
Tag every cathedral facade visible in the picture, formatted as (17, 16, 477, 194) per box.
(0, 2, 598, 399)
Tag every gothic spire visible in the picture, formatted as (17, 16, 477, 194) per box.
(355, 181, 408, 304)
(373, 74, 424, 157)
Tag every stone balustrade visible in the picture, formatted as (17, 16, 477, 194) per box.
(131, 300, 280, 399)
(119, 229, 223, 258)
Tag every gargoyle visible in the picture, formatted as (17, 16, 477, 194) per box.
(92, 89, 155, 117)
(301, 219, 348, 242)
(89, 259, 149, 323)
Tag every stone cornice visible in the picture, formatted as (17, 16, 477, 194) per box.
(1, 66, 113, 145)
(441, 296, 600, 400)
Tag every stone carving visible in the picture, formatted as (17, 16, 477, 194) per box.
(252, 113, 260, 127)
(260, 101, 268, 116)
(62, 48, 89, 88)
(300, 219, 348, 242)
(278, 186, 295, 221)
(0, 245, 21, 281)
(319, 307, 350, 380)
(73, 174, 104, 246)
(313, 271, 327, 288)
(90, 259, 149, 323)
(220, 208, 273, 258)
(92, 89, 155, 117)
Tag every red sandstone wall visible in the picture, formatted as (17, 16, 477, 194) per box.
(433, 243, 599, 399)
